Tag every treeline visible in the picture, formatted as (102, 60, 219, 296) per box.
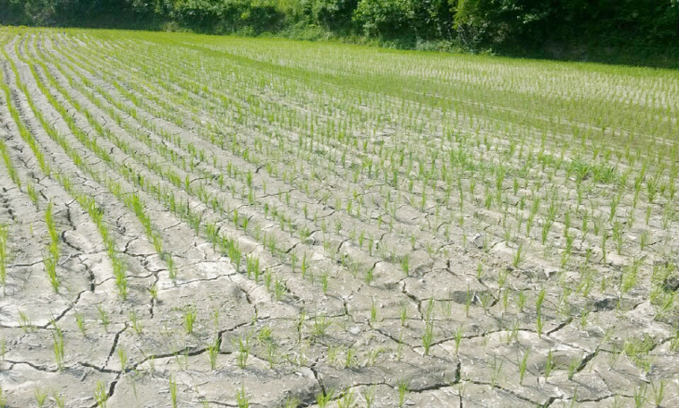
(2, 0, 678, 55)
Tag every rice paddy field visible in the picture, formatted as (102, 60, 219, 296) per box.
(1, 27, 679, 407)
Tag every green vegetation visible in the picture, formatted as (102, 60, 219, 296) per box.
(1, 0, 678, 66)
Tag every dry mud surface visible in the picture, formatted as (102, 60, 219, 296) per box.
(1, 28, 679, 407)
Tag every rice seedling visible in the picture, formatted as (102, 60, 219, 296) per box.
(18, 310, 33, 333)
(370, 298, 378, 322)
(312, 315, 331, 337)
(52, 391, 65, 408)
(129, 310, 143, 335)
(51, 320, 65, 370)
(236, 385, 249, 408)
(118, 345, 128, 372)
(74, 312, 87, 336)
(518, 349, 529, 385)
(43, 252, 59, 294)
(422, 315, 435, 356)
(567, 357, 580, 380)
(236, 334, 251, 369)
(400, 304, 408, 326)
(337, 388, 355, 408)
(274, 276, 287, 301)
(0, 26, 676, 406)
(34, 387, 48, 408)
(363, 386, 376, 408)
(170, 375, 178, 408)
(345, 346, 356, 368)
(112, 257, 128, 300)
(398, 380, 409, 407)
(284, 397, 300, 408)
(316, 389, 335, 408)
(651, 379, 666, 407)
(207, 337, 220, 370)
(633, 383, 647, 408)
(490, 356, 503, 387)
(544, 349, 554, 380)
(184, 306, 197, 334)
(94, 381, 108, 408)
(400, 254, 410, 276)
(97, 305, 110, 332)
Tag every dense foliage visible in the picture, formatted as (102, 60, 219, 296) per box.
(1, 0, 678, 54)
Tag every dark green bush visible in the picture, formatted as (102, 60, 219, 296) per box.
(352, 0, 415, 37)
(301, 0, 358, 30)
(155, 0, 284, 33)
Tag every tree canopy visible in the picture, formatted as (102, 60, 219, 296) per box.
(2, 0, 677, 56)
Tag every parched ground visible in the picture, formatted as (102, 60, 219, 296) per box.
(1, 27, 679, 407)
